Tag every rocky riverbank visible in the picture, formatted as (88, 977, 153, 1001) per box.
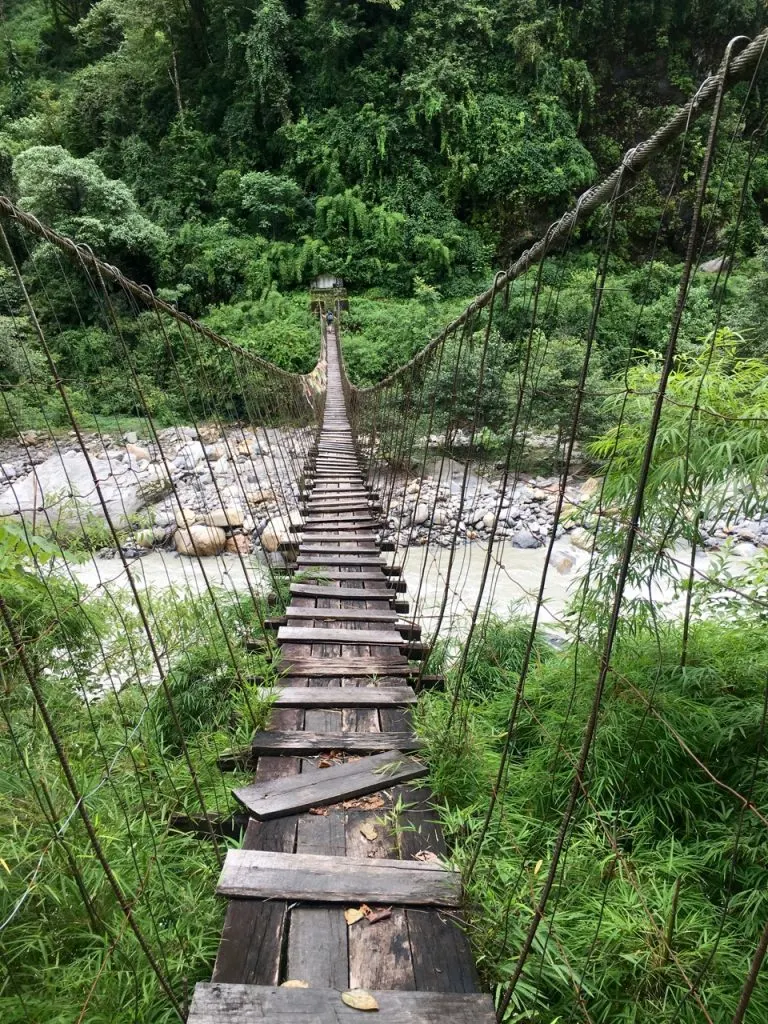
(1, 426, 766, 560)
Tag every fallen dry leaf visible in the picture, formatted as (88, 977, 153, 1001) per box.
(341, 989, 379, 1011)
(344, 907, 366, 925)
(362, 906, 392, 924)
(309, 806, 329, 816)
(414, 850, 440, 863)
(280, 980, 309, 988)
(360, 822, 378, 842)
(343, 794, 385, 810)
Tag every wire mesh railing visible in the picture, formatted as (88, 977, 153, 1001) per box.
(0, 203, 325, 1021)
(343, 30, 768, 1024)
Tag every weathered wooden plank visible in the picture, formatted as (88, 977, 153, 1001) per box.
(211, 818, 297, 986)
(188, 985, 496, 1023)
(299, 545, 381, 555)
(233, 750, 427, 818)
(289, 583, 393, 600)
(217, 849, 461, 905)
(345, 810, 415, 991)
(260, 686, 416, 707)
(296, 555, 386, 567)
(274, 657, 413, 676)
(278, 626, 409, 646)
(287, 814, 348, 989)
(285, 606, 398, 622)
(250, 730, 424, 755)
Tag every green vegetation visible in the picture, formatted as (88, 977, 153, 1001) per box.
(420, 617, 768, 1023)
(1, 0, 766, 411)
(0, 519, 273, 1021)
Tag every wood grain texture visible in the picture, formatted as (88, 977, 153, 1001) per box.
(217, 849, 462, 905)
(251, 731, 424, 754)
(260, 686, 416, 707)
(233, 750, 428, 818)
(278, 626, 410, 646)
(188, 985, 496, 1023)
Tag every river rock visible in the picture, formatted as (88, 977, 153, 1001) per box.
(260, 515, 292, 553)
(414, 503, 429, 525)
(202, 507, 244, 528)
(124, 431, 138, 444)
(135, 526, 169, 549)
(175, 524, 227, 556)
(432, 508, 448, 526)
(482, 511, 496, 530)
(569, 527, 594, 551)
(225, 533, 252, 554)
(0, 450, 151, 526)
(245, 488, 275, 506)
(175, 507, 199, 528)
(511, 527, 538, 549)
(552, 552, 575, 574)
(137, 468, 173, 503)
(126, 442, 151, 462)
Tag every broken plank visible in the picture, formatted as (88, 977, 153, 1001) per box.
(250, 730, 424, 755)
(233, 749, 427, 819)
(216, 848, 461, 905)
(259, 687, 417, 707)
(188, 985, 495, 1023)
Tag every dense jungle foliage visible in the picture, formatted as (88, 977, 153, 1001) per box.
(2, 0, 768, 423)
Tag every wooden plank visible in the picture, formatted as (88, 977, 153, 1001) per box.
(273, 658, 414, 675)
(287, 813, 348, 988)
(285, 606, 398, 622)
(250, 731, 424, 755)
(289, 583, 393, 600)
(297, 532, 378, 542)
(296, 556, 385, 566)
(278, 626, 410, 646)
(288, 570, 395, 582)
(260, 686, 416, 707)
(188, 985, 496, 1023)
(233, 750, 428, 818)
(211, 819, 296, 986)
(345, 809, 414, 991)
(217, 849, 461, 905)
(299, 545, 381, 555)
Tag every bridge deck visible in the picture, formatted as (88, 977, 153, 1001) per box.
(189, 330, 492, 1022)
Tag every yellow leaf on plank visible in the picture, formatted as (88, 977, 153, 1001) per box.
(360, 822, 378, 842)
(280, 980, 309, 988)
(341, 989, 379, 1011)
(344, 907, 366, 925)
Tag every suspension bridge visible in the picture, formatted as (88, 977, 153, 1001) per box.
(2, 28, 768, 1024)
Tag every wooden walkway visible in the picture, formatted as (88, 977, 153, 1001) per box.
(189, 329, 493, 1022)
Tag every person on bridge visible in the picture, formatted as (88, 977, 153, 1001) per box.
(325, 309, 334, 328)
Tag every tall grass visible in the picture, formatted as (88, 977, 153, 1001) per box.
(418, 617, 768, 1023)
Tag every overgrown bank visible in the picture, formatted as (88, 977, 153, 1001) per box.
(420, 617, 768, 1023)
(0, 528, 275, 1022)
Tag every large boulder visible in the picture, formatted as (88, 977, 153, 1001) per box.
(260, 515, 292, 553)
(569, 527, 594, 552)
(175, 524, 227, 556)
(225, 533, 252, 555)
(126, 442, 151, 462)
(0, 450, 150, 527)
(202, 507, 244, 529)
(511, 527, 539, 549)
(413, 503, 429, 525)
